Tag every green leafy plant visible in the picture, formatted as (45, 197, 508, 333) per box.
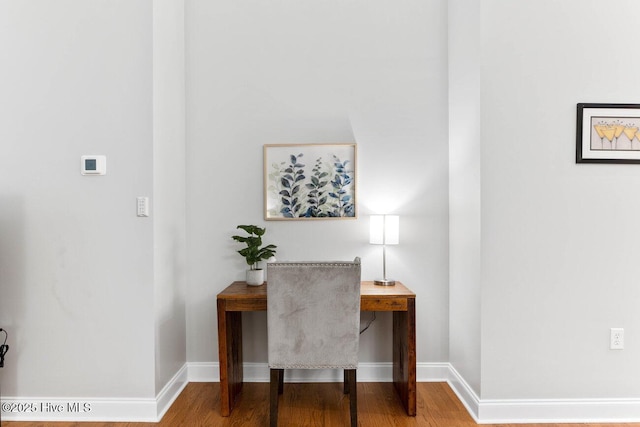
(231, 225, 277, 270)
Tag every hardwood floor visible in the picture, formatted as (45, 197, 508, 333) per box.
(4, 382, 640, 427)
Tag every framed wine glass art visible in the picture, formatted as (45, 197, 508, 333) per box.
(577, 103, 640, 164)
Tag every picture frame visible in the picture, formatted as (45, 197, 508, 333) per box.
(264, 143, 357, 220)
(576, 103, 640, 163)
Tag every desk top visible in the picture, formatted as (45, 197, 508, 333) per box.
(218, 281, 415, 301)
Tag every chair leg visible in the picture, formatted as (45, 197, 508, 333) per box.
(343, 369, 349, 394)
(278, 368, 284, 394)
(270, 369, 281, 427)
(347, 369, 357, 427)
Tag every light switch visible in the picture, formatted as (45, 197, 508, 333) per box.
(137, 197, 149, 217)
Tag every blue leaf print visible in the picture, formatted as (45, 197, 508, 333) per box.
(271, 150, 354, 218)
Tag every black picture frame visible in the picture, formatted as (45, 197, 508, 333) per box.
(576, 103, 640, 164)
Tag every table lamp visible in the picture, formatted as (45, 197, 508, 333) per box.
(370, 215, 399, 286)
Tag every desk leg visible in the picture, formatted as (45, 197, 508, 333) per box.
(217, 299, 243, 416)
(392, 298, 416, 416)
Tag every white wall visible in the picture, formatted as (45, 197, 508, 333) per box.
(480, 0, 640, 400)
(185, 0, 450, 368)
(448, 0, 482, 397)
(0, 0, 156, 397)
(152, 0, 187, 395)
(0, 0, 188, 410)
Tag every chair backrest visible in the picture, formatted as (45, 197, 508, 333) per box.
(267, 258, 361, 370)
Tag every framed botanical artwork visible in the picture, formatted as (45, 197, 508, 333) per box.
(264, 143, 357, 220)
(576, 103, 640, 163)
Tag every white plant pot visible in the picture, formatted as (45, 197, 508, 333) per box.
(246, 269, 264, 286)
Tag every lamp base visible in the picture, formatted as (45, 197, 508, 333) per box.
(373, 278, 396, 286)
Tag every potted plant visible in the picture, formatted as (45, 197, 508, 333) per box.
(231, 225, 277, 286)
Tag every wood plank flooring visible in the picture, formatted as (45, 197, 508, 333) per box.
(3, 382, 640, 427)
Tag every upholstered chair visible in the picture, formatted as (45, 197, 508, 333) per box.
(267, 258, 361, 427)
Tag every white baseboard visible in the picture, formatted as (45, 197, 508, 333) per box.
(187, 361, 450, 383)
(446, 364, 640, 423)
(5, 361, 640, 423)
(1, 361, 442, 422)
(156, 364, 189, 420)
(480, 399, 640, 424)
(477, 398, 640, 424)
(447, 364, 480, 421)
(1, 364, 188, 422)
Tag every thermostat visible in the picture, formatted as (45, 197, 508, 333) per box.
(81, 155, 106, 175)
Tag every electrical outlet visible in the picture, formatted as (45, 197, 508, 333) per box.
(611, 328, 624, 350)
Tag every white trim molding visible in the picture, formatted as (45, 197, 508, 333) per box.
(187, 361, 450, 383)
(1, 364, 188, 422)
(447, 364, 480, 421)
(5, 362, 640, 423)
(156, 364, 189, 420)
(478, 398, 640, 424)
(446, 364, 640, 424)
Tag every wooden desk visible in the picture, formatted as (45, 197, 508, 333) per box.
(217, 281, 416, 417)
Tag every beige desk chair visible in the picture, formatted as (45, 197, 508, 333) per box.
(267, 258, 361, 427)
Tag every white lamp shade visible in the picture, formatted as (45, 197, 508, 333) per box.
(384, 215, 399, 245)
(369, 215, 399, 245)
(369, 215, 384, 244)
